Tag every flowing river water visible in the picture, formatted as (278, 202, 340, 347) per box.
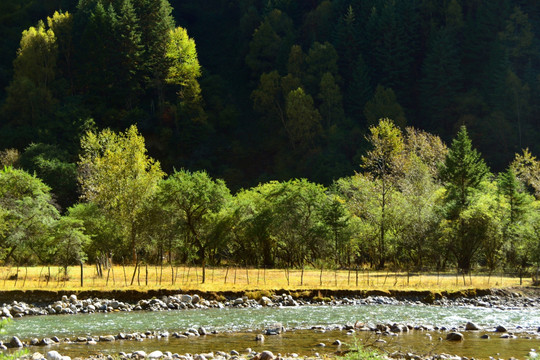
(4, 304, 540, 359)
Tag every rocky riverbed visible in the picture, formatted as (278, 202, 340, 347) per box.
(1, 289, 539, 360)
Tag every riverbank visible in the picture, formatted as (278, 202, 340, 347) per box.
(0, 287, 539, 320)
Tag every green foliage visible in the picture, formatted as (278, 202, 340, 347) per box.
(19, 143, 78, 210)
(439, 126, 491, 272)
(78, 125, 164, 262)
(0, 166, 59, 264)
(156, 169, 231, 281)
(66, 202, 120, 263)
(364, 85, 406, 128)
(52, 216, 89, 273)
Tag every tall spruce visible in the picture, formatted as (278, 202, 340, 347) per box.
(439, 125, 490, 272)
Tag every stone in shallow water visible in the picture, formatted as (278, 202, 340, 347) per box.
(99, 335, 115, 342)
(495, 325, 507, 333)
(446, 332, 464, 341)
(465, 322, 480, 330)
(9, 336, 23, 348)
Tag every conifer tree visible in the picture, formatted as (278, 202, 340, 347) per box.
(439, 126, 490, 272)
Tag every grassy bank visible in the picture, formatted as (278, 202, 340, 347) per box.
(0, 265, 527, 293)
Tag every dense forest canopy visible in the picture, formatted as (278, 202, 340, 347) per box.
(1, 0, 540, 192)
(1, 0, 540, 275)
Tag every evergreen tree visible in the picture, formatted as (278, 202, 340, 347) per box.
(419, 28, 463, 134)
(439, 126, 490, 272)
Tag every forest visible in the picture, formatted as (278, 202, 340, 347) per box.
(1, 0, 540, 275)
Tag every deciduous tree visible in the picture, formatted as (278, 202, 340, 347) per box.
(78, 125, 164, 263)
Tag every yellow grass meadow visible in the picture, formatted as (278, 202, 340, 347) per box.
(0, 264, 527, 293)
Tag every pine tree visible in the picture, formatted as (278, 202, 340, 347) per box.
(419, 28, 463, 134)
(116, 0, 144, 109)
(439, 126, 490, 272)
(440, 126, 489, 214)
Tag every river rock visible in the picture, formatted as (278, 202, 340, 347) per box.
(148, 350, 164, 359)
(265, 323, 284, 335)
(46, 351, 63, 360)
(446, 332, 464, 341)
(234, 298, 244, 305)
(230, 350, 239, 356)
(132, 350, 147, 358)
(99, 335, 115, 342)
(198, 327, 207, 335)
(465, 322, 480, 330)
(480, 334, 490, 339)
(255, 334, 265, 342)
(315, 343, 326, 347)
(9, 336, 23, 348)
(496, 325, 507, 332)
(259, 297, 273, 306)
(181, 294, 192, 303)
(192, 294, 201, 304)
(332, 340, 342, 346)
(69, 294, 77, 303)
(51, 336, 60, 343)
(40, 338, 55, 346)
(31, 352, 44, 360)
(11, 304, 25, 314)
(529, 351, 538, 358)
(259, 351, 274, 360)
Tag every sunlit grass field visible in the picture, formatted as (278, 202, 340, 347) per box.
(0, 264, 527, 293)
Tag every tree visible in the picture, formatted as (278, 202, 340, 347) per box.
(497, 167, 531, 272)
(78, 125, 164, 263)
(419, 28, 462, 134)
(320, 192, 353, 267)
(361, 118, 405, 269)
(156, 170, 231, 283)
(318, 72, 344, 129)
(245, 9, 294, 77)
(285, 87, 323, 152)
(439, 126, 490, 272)
(397, 154, 443, 269)
(512, 148, 540, 198)
(165, 26, 205, 122)
(270, 179, 328, 268)
(364, 85, 406, 128)
(19, 143, 78, 210)
(3, 20, 58, 145)
(165, 26, 201, 99)
(52, 216, 89, 275)
(67, 202, 121, 263)
(0, 167, 59, 264)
